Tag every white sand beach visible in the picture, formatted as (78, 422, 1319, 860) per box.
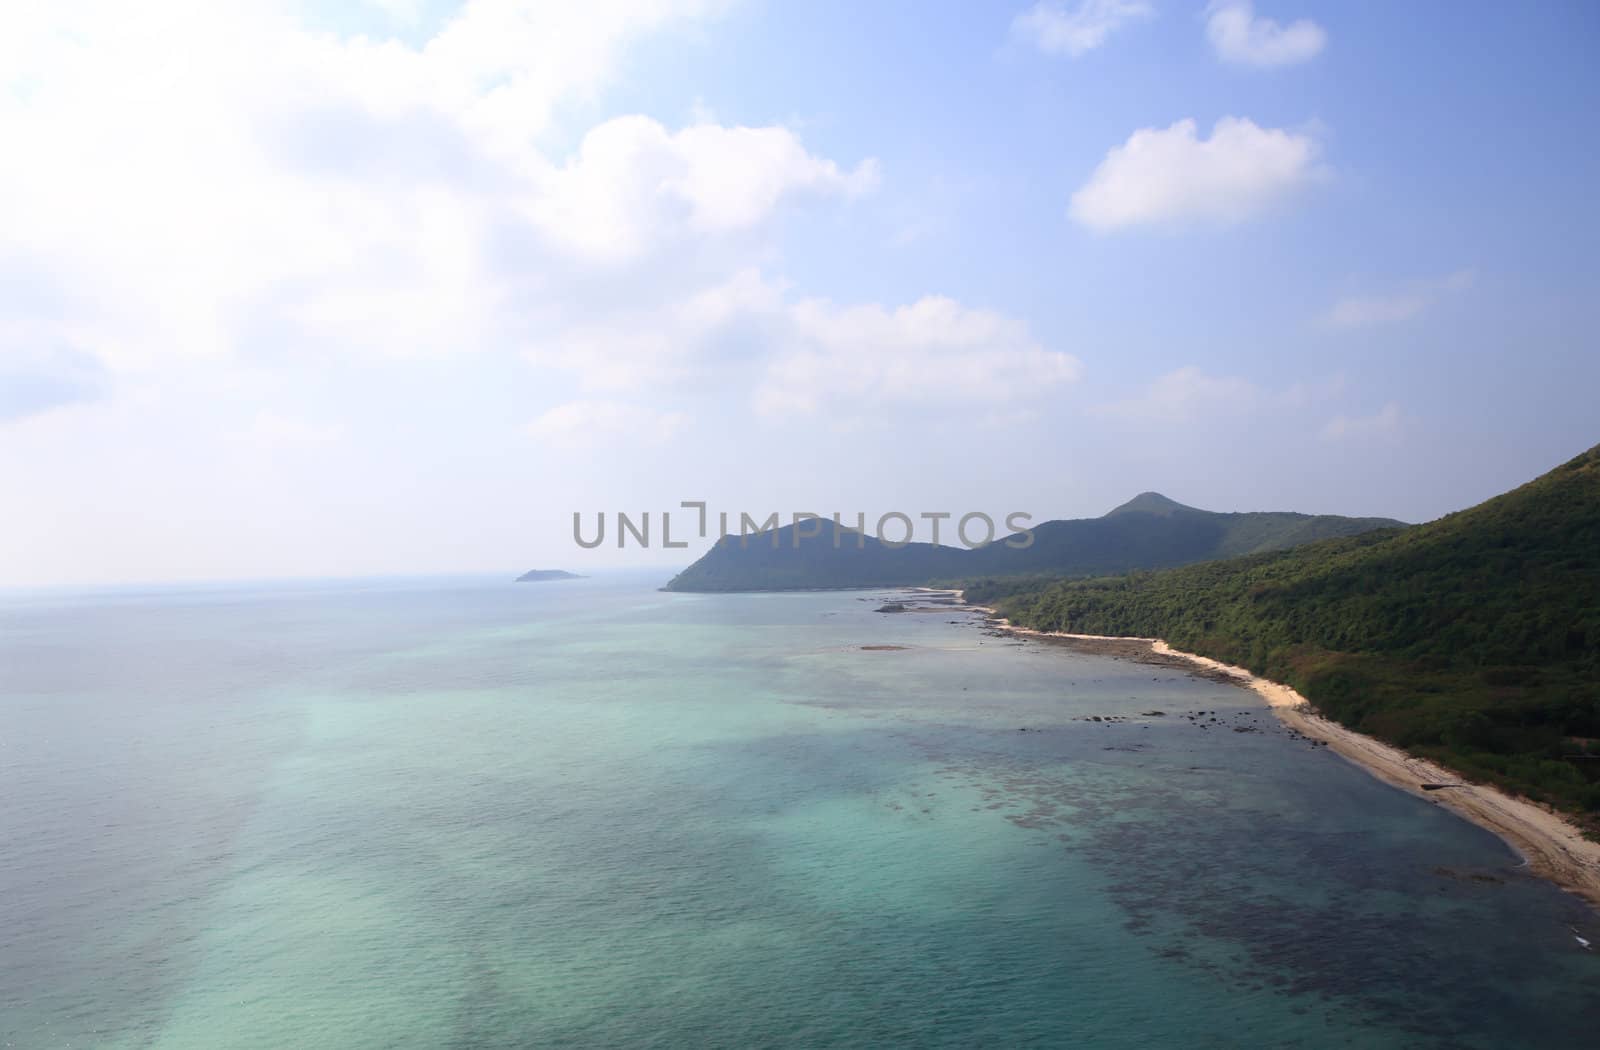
(959, 598, 1600, 909)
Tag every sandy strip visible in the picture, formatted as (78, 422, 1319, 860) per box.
(961, 597, 1600, 909)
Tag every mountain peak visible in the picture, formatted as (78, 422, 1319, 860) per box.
(1104, 492, 1197, 518)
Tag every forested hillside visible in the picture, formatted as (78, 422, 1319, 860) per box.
(664, 495, 1401, 592)
(969, 445, 1600, 816)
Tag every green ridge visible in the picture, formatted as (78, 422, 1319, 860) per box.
(967, 443, 1600, 820)
(664, 497, 1403, 592)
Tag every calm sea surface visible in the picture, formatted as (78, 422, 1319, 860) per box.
(2, 573, 1596, 1048)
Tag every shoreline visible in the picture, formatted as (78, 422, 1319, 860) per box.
(953, 593, 1600, 910)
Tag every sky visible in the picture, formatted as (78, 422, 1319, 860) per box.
(2, 0, 1597, 586)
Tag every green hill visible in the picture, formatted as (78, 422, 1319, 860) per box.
(663, 497, 1402, 592)
(664, 523, 973, 591)
(1103, 491, 1192, 517)
(968, 444, 1600, 817)
(515, 569, 585, 583)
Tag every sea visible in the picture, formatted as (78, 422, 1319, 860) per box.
(2, 572, 1596, 1048)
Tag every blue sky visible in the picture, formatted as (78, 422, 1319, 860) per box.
(2, 0, 1597, 585)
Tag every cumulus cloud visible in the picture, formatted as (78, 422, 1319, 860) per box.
(1098, 366, 1354, 425)
(523, 268, 1078, 417)
(526, 400, 689, 446)
(1095, 366, 1261, 422)
(0, 346, 105, 424)
(1322, 270, 1476, 328)
(359, 0, 426, 25)
(0, 0, 871, 373)
(529, 117, 878, 264)
(1012, 0, 1154, 57)
(237, 411, 345, 448)
(1322, 403, 1402, 441)
(523, 268, 785, 391)
(2, 0, 1069, 457)
(755, 293, 1081, 417)
(1069, 116, 1325, 231)
(1205, 1, 1326, 67)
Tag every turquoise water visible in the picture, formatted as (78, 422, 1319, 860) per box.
(2, 574, 1596, 1048)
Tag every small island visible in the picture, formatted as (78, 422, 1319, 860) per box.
(514, 569, 586, 583)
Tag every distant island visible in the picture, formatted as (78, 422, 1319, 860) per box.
(970, 443, 1600, 843)
(515, 569, 586, 583)
(664, 493, 1403, 592)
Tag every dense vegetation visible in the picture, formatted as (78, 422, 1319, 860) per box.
(664, 494, 1401, 592)
(665, 524, 972, 591)
(970, 445, 1600, 817)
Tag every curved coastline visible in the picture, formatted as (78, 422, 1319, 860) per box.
(949, 590, 1600, 910)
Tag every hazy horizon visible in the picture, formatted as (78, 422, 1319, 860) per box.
(5, 1, 1597, 587)
(3, 460, 1559, 590)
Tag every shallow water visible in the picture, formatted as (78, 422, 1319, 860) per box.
(2, 574, 1596, 1047)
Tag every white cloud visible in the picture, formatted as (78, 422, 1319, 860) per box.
(526, 400, 688, 446)
(1013, 0, 1154, 57)
(0, 0, 872, 373)
(522, 268, 1079, 417)
(1069, 117, 1325, 231)
(756, 294, 1080, 417)
(0, 345, 105, 423)
(1096, 364, 1393, 443)
(237, 411, 344, 448)
(1282, 373, 1347, 407)
(1098, 366, 1354, 425)
(1096, 366, 1261, 422)
(359, 0, 426, 25)
(1, 0, 1043, 484)
(1205, 1, 1326, 67)
(528, 116, 878, 264)
(1322, 270, 1476, 328)
(1322, 403, 1402, 441)
(523, 268, 786, 391)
